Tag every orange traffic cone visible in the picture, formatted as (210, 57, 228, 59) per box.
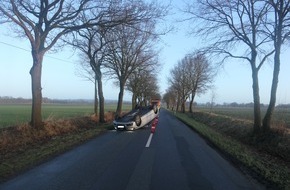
(151, 117, 159, 133)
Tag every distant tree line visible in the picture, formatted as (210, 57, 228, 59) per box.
(199, 102, 290, 109)
(162, 99, 290, 109)
(0, 96, 32, 104)
(0, 96, 93, 105)
(0, 96, 136, 105)
(202, 102, 269, 108)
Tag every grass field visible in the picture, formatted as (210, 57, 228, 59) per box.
(0, 103, 131, 128)
(1, 104, 289, 129)
(196, 106, 290, 128)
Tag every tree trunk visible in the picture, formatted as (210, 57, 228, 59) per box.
(176, 94, 180, 112)
(30, 52, 44, 128)
(189, 98, 193, 113)
(132, 93, 137, 109)
(166, 101, 169, 109)
(181, 99, 187, 113)
(94, 77, 99, 117)
(116, 83, 125, 117)
(263, 33, 281, 132)
(262, 60, 279, 132)
(251, 67, 262, 134)
(98, 78, 105, 123)
(189, 91, 196, 113)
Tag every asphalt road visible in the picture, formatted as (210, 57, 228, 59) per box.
(0, 109, 264, 190)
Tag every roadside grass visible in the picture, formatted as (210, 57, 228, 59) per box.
(174, 111, 290, 189)
(0, 114, 115, 182)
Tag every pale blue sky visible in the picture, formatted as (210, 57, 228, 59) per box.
(0, 3, 290, 104)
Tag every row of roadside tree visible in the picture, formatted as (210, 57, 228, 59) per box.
(164, 0, 290, 135)
(0, 0, 166, 127)
(163, 52, 215, 113)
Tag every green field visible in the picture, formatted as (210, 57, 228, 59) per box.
(196, 106, 290, 127)
(0, 103, 131, 128)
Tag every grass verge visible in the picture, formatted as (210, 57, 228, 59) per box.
(174, 111, 290, 189)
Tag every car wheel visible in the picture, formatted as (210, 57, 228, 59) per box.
(134, 115, 142, 126)
(153, 104, 158, 114)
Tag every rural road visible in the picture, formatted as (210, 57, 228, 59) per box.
(0, 109, 264, 190)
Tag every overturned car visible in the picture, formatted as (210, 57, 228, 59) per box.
(113, 105, 159, 131)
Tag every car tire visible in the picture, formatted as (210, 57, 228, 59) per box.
(153, 104, 158, 114)
(134, 115, 142, 126)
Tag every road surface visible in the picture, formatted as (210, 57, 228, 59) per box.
(0, 109, 264, 190)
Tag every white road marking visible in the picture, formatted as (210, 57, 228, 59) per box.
(145, 133, 154, 148)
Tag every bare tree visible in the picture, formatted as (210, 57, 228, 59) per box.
(186, 53, 215, 113)
(168, 59, 192, 113)
(0, 0, 104, 128)
(262, 0, 290, 131)
(104, 21, 162, 116)
(127, 67, 160, 109)
(70, 27, 107, 122)
(184, 0, 275, 133)
(167, 52, 214, 113)
(0, 0, 159, 127)
(163, 87, 177, 110)
(68, 0, 166, 122)
(102, 0, 168, 117)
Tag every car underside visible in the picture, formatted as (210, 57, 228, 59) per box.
(113, 105, 159, 131)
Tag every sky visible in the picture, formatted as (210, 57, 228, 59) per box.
(0, 2, 290, 105)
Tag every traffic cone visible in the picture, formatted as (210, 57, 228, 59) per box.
(151, 124, 156, 133)
(151, 117, 159, 133)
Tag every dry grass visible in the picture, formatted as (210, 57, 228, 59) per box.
(189, 111, 290, 161)
(1, 115, 93, 154)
